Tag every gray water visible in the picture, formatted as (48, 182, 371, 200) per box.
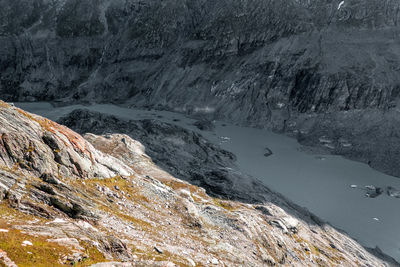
(15, 102, 400, 262)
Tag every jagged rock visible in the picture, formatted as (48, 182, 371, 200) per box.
(193, 120, 215, 131)
(387, 187, 400, 198)
(0, 103, 134, 180)
(0, 102, 393, 266)
(255, 205, 272, 216)
(40, 173, 61, 185)
(365, 186, 384, 199)
(292, 109, 400, 177)
(154, 246, 163, 254)
(59, 110, 270, 202)
(264, 147, 273, 157)
(101, 236, 131, 261)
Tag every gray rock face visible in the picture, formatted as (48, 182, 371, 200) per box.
(0, 0, 400, 176)
(290, 109, 400, 177)
(0, 103, 133, 180)
(58, 109, 273, 203)
(0, 0, 399, 113)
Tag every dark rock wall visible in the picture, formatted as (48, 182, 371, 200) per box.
(1, 0, 400, 176)
(1, 0, 399, 121)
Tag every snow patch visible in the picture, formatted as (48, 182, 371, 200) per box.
(338, 1, 345, 10)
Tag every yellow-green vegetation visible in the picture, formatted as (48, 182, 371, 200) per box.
(0, 203, 107, 267)
(78, 175, 152, 206)
(0, 202, 45, 223)
(163, 180, 209, 201)
(212, 199, 237, 211)
(0, 227, 70, 267)
(70, 176, 154, 229)
(78, 241, 109, 267)
(0, 229, 107, 267)
(291, 233, 345, 265)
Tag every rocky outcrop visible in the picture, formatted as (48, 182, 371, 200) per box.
(0, 102, 393, 266)
(287, 108, 400, 177)
(0, 102, 133, 180)
(58, 109, 260, 202)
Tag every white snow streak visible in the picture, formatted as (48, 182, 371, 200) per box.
(338, 1, 345, 10)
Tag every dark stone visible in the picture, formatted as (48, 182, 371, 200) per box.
(255, 205, 272, 216)
(386, 187, 400, 198)
(264, 148, 273, 157)
(154, 246, 163, 254)
(193, 120, 215, 131)
(40, 173, 61, 185)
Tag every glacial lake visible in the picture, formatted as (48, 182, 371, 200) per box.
(15, 102, 400, 262)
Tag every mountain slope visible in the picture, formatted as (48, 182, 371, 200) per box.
(0, 101, 393, 266)
(0, 0, 399, 176)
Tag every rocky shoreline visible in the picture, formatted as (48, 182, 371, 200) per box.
(0, 101, 395, 266)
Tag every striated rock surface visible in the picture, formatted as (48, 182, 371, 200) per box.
(0, 102, 394, 266)
(288, 109, 400, 177)
(0, 0, 400, 176)
(0, 102, 133, 180)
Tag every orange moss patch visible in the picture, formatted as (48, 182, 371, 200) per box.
(0, 101, 9, 109)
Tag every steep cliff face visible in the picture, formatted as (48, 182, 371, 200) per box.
(0, 101, 393, 266)
(0, 0, 400, 176)
(1, 0, 399, 116)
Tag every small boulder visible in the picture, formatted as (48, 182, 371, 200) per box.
(154, 246, 163, 254)
(264, 147, 273, 157)
(193, 120, 215, 131)
(387, 186, 400, 198)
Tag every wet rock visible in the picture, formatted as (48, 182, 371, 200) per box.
(386, 187, 400, 198)
(193, 120, 215, 131)
(365, 186, 383, 199)
(264, 147, 273, 157)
